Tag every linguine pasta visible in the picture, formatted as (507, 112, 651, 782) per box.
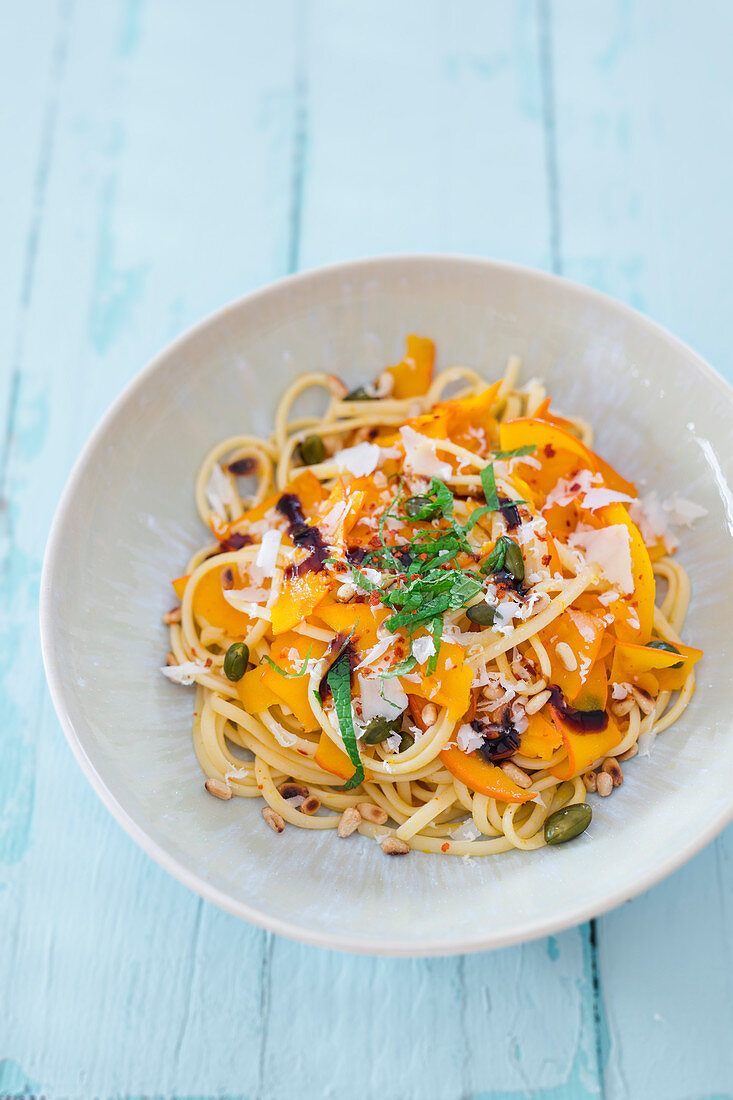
(162, 336, 703, 856)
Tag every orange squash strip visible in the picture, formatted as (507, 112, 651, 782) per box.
(439, 746, 536, 804)
(549, 709, 623, 780)
(172, 574, 190, 599)
(314, 731, 357, 781)
(385, 334, 435, 398)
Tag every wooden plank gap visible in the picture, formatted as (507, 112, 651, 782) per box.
(255, 930, 275, 1100)
(287, 0, 309, 275)
(537, 0, 562, 275)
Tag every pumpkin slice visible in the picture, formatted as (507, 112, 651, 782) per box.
(385, 334, 435, 398)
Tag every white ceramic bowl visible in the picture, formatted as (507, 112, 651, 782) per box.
(41, 256, 733, 956)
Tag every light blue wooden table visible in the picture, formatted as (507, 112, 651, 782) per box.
(3, 2, 732, 1097)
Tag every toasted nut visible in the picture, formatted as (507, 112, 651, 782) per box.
(337, 807, 362, 838)
(500, 761, 532, 789)
(602, 759, 623, 787)
(165, 651, 178, 667)
(262, 807, 285, 833)
(482, 683, 504, 702)
(422, 703, 438, 726)
(583, 771, 598, 792)
(300, 796, 321, 816)
(205, 778, 232, 800)
(357, 802, 389, 825)
(373, 371, 394, 397)
(611, 697, 635, 717)
(277, 782, 309, 801)
(381, 836, 410, 855)
(555, 642, 577, 672)
(163, 606, 182, 625)
(630, 685, 656, 715)
(596, 772, 613, 797)
(336, 582, 357, 601)
(525, 688, 552, 715)
(618, 743, 639, 762)
(326, 373, 348, 398)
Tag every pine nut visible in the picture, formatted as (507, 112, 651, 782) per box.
(326, 374, 348, 398)
(555, 642, 577, 671)
(337, 807, 362, 838)
(336, 582, 357, 601)
(277, 782, 309, 801)
(500, 761, 532, 788)
(630, 685, 656, 715)
(583, 771, 597, 792)
(611, 698, 635, 717)
(165, 651, 178, 667)
(525, 689, 552, 715)
(163, 606, 182, 625)
(381, 836, 410, 855)
(262, 807, 285, 833)
(482, 684, 503, 702)
(357, 802, 389, 825)
(601, 759, 623, 787)
(374, 371, 395, 397)
(299, 796, 321, 815)
(205, 778, 232, 800)
(596, 772, 613, 797)
(618, 743, 639, 762)
(422, 703, 438, 726)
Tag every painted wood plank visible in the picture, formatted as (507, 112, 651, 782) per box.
(0, 0, 299, 1095)
(550, 2, 733, 1098)
(289, 4, 602, 1099)
(299, 0, 552, 270)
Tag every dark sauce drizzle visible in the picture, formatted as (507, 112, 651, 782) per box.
(498, 493, 521, 531)
(474, 706, 521, 763)
(548, 686, 608, 732)
(276, 492, 329, 577)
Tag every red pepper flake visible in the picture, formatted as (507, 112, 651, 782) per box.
(257, 784, 264, 790)
(441, 842, 450, 852)
(544, 443, 556, 458)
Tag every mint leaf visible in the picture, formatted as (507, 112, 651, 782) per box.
(326, 654, 364, 790)
(480, 463, 500, 511)
(492, 444, 537, 460)
(261, 646, 313, 678)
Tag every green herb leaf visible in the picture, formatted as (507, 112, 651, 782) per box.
(492, 444, 537, 460)
(361, 716, 403, 744)
(261, 646, 313, 678)
(480, 463, 501, 511)
(382, 652, 417, 678)
(326, 654, 364, 790)
(481, 536, 510, 574)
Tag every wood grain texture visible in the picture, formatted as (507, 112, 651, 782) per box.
(1, 1, 731, 1098)
(550, 3, 733, 1097)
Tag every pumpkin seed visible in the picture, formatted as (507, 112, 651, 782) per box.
(404, 495, 434, 518)
(361, 716, 403, 744)
(544, 803, 592, 846)
(480, 535, 510, 575)
(647, 639, 684, 668)
(399, 731, 415, 752)
(466, 602, 498, 626)
(344, 385, 377, 402)
(223, 642, 250, 682)
(503, 540, 525, 582)
(299, 433, 325, 466)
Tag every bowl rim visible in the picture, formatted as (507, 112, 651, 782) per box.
(40, 253, 733, 956)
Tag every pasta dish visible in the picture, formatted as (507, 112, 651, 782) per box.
(162, 336, 703, 856)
